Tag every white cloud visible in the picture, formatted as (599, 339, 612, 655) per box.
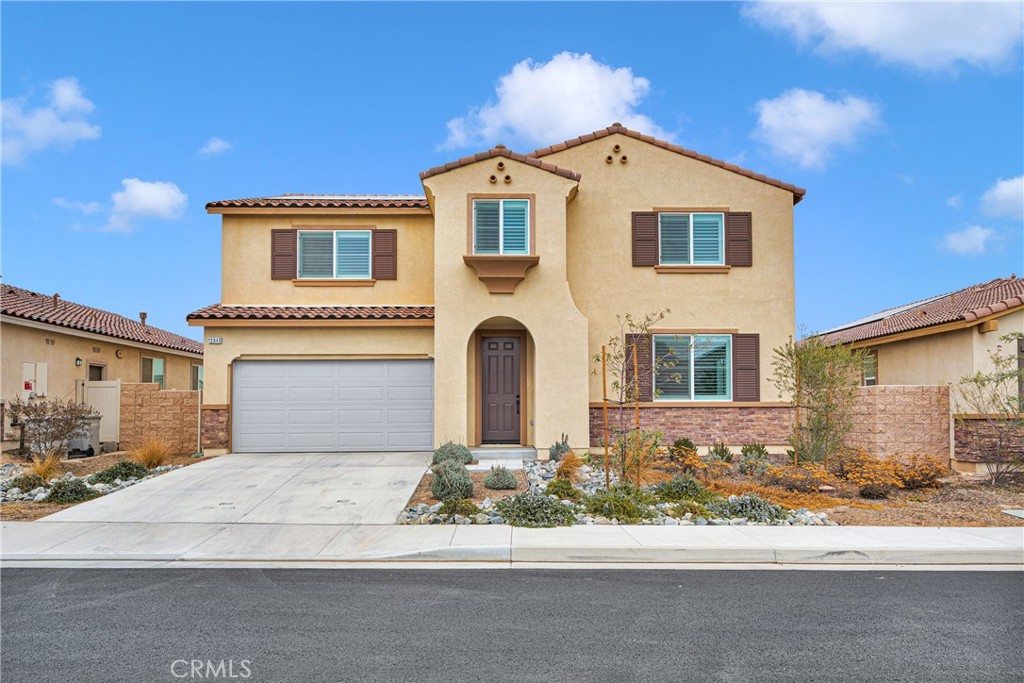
(53, 197, 103, 215)
(743, 2, 1023, 71)
(1, 77, 101, 164)
(104, 178, 188, 233)
(199, 137, 232, 156)
(752, 88, 880, 169)
(441, 52, 672, 150)
(941, 225, 995, 255)
(945, 194, 964, 209)
(980, 175, 1023, 221)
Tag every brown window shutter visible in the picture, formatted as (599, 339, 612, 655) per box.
(725, 212, 752, 267)
(372, 229, 397, 280)
(732, 333, 760, 402)
(624, 333, 653, 402)
(632, 212, 658, 267)
(1017, 338, 1023, 400)
(271, 229, 297, 280)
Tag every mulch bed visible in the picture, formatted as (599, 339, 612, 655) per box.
(407, 470, 529, 507)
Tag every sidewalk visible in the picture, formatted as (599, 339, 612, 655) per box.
(2, 521, 1021, 568)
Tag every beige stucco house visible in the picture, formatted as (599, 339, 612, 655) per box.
(1, 284, 204, 435)
(189, 124, 806, 455)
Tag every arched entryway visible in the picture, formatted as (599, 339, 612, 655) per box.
(468, 317, 535, 446)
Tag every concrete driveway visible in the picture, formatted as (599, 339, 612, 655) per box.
(39, 452, 431, 525)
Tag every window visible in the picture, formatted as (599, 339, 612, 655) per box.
(473, 199, 529, 255)
(653, 334, 732, 401)
(142, 357, 165, 388)
(658, 213, 724, 265)
(88, 364, 105, 381)
(297, 230, 372, 279)
(191, 364, 204, 391)
(863, 350, 878, 386)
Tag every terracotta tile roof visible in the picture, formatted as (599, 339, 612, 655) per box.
(419, 146, 582, 182)
(818, 276, 1024, 346)
(207, 194, 430, 210)
(2, 284, 203, 355)
(187, 303, 435, 322)
(528, 123, 807, 204)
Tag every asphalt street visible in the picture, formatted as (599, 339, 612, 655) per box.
(1, 568, 1020, 683)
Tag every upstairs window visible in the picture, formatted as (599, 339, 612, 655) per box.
(298, 230, 372, 279)
(473, 199, 529, 255)
(653, 334, 732, 401)
(659, 213, 724, 265)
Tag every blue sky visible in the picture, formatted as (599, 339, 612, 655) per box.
(3, 2, 1022, 341)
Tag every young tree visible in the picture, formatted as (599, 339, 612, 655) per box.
(7, 398, 99, 460)
(771, 332, 866, 465)
(955, 333, 1024, 486)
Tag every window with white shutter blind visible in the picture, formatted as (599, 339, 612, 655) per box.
(473, 199, 530, 255)
(653, 334, 732, 401)
(335, 231, 371, 279)
(297, 230, 373, 280)
(657, 212, 724, 265)
(298, 232, 334, 279)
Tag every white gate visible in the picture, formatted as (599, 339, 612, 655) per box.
(78, 379, 121, 443)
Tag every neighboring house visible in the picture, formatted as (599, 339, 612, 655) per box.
(1, 284, 204, 435)
(818, 276, 1024, 390)
(188, 123, 805, 455)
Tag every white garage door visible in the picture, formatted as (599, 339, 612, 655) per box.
(232, 360, 433, 453)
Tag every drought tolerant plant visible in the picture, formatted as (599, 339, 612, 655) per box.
(706, 442, 733, 463)
(841, 450, 901, 499)
(26, 453, 64, 482)
(430, 460, 474, 501)
(672, 500, 712, 519)
(709, 479, 846, 511)
(584, 482, 657, 523)
(555, 451, 583, 481)
(439, 498, 481, 517)
(955, 333, 1024, 486)
(738, 444, 771, 476)
(670, 437, 697, 456)
(545, 477, 584, 502)
(483, 465, 517, 490)
(46, 478, 100, 504)
(7, 397, 99, 459)
(548, 433, 572, 462)
(889, 454, 952, 490)
(761, 464, 831, 493)
(432, 441, 473, 466)
(88, 460, 150, 485)
(131, 438, 171, 469)
(651, 474, 718, 504)
(8, 473, 45, 492)
(619, 429, 669, 486)
(495, 493, 576, 528)
(707, 494, 787, 523)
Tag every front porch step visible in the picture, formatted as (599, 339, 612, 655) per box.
(470, 447, 537, 461)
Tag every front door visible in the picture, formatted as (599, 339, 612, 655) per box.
(481, 337, 521, 443)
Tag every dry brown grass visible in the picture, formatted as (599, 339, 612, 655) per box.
(26, 453, 64, 482)
(130, 438, 171, 469)
(708, 479, 847, 511)
(555, 452, 583, 481)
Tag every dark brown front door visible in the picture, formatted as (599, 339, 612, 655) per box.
(482, 337, 520, 443)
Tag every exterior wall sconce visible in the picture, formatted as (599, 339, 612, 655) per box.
(75, 357, 83, 367)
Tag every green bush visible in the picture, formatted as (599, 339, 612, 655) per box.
(495, 493, 576, 528)
(439, 498, 481, 517)
(88, 460, 149, 485)
(46, 478, 100, 504)
(585, 484, 657, 523)
(8, 474, 46, 491)
(651, 474, 718, 504)
(741, 443, 770, 459)
(483, 465, 517, 490)
(430, 460, 474, 500)
(706, 494, 786, 523)
(545, 478, 584, 502)
(706, 442, 733, 463)
(738, 444, 771, 476)
(432, 441, 473, 465)
(672, 500, 711, 519)
(548, 433, 572, 462)
(670, 437, 696, 455)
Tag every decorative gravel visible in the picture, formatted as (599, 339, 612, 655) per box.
(396, 460, 835, 526)
(0, 464, 183, 503)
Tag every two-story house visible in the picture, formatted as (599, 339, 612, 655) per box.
(188, 124, 805, 455)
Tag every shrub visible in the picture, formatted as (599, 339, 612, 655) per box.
(619, 429, 669, 486)
(26, 453, 63, 482)
(889, 454, 952, 490)
(483, 465, 517, 490)
(585, 483, 657, 523)
(89, 460, 149, 485)
(741, 443, 770, 459)
(762, 464, 831, 492)
(131, 438, 171, 469)
(46, 478, 100, 504)
(707, 494, 787, 523)
(9, 473, 45, 492)
(706, 442, 733, 463)
(841, 450, 901, 499)
(555, 452, 583, 481)
(548, 433, 572, 462)
(738, 444, 771, 476)
(709, 479, 845, 511)
(672, 500, 711, 519)
(432, 441, 473, 465)
(7, 397, 98, 459)
(430, 460, 474, 500)
(439, 498, 480, 517)
(651, 474, 717, 504)
(545, 477, 584, 502)
(669, 437, 696, 457)
(495, 493, 575, 528)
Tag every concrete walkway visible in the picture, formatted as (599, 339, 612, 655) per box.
(2, 521, 1020, 567)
